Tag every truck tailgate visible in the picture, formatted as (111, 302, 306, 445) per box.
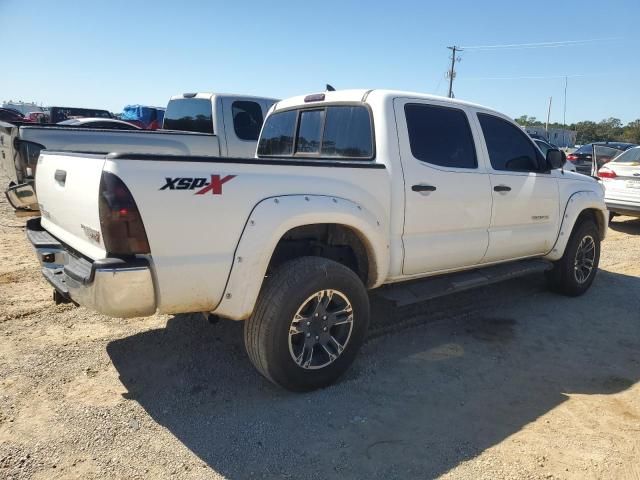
(35, 152, 107, 260)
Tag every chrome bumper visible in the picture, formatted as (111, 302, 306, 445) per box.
(26, 218, 156, 318)
(606, 200, 640, 217)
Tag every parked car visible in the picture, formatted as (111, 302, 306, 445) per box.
(1, 93, 278, 210)
(26, 89, 607, 391)
(24, 112, 47, 123)
(48, 106, 113, 123)
(533, 138, 576, 172)
(598, 146, 640, 219)
(120, 105, 165, 130)
(58, 118, 141, 130)
(567, 142, 638, 175)
(0, 108, 25, 123)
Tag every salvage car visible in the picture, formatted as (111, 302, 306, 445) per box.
(598, 146, 640, 219)
(27, 89, 608, 391)
(567, 142, 637, 175)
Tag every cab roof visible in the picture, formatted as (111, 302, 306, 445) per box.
(273, 89, 501, 116)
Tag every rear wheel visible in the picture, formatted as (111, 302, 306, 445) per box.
(244, 257, 370, 392)
(546, 218, 600, 296)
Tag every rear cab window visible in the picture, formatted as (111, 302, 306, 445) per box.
(258, 104, 373, 159)
(164, 98, 214, 134)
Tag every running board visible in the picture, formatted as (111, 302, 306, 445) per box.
(373, 259, 553, 307)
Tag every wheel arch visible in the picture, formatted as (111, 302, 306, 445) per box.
(213, 195, 389, 320)
(544, 190, 608, 261)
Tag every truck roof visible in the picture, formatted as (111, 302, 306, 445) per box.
(273, 89, 503, 117)
(168, 92, 279, 102)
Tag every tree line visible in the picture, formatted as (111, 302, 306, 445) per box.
(515, 115, 640, 145)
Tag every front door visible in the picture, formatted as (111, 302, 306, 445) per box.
(475, 113, 560, 262)
(394, 98, 493, 275)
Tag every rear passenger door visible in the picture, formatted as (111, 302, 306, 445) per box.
(394, 98, 493, 275)
(475, 113, 560, 262)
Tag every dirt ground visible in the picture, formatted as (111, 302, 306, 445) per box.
(1, 188, 639, 480)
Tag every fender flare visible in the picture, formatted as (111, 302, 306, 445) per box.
(213, 194, 389, 320)
(544, 190, 608, 261)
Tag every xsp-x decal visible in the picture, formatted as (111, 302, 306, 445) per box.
(160, 175, 236, 195)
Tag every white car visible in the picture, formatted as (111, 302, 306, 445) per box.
(28, 89, 608, 391)
(598, 146, 640, 219)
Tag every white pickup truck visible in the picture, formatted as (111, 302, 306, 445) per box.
(27, 89, 608, 391)
(3, 93, 277, 210)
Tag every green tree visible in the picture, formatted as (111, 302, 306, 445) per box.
(597, 117, 624, 141)
(515, 115, 542, 127)
(574, 121, 599, 144)
(621, 120, 640, 144)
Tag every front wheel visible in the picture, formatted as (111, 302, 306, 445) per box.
(545, 218, 601, 296)
(244, 257, 370, 392)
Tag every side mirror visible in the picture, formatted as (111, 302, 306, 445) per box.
(546, 149, 564, 170)
(5, 182, 39, 212)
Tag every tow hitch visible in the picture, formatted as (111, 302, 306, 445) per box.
(53, 289, 74, 305)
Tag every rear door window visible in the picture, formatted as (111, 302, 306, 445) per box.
(232, 101, 263, 141)
(404, 103, 477, 168)
(258, 105, 373, 159)
(478, 113, 542, 172)
(163, 98, 213, 134)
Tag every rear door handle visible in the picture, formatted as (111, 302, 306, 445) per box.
(54, 169, 67, 185)
(493, 185, 511, 192)
(412, 184, 437, 193)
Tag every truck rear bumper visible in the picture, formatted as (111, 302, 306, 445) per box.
(26, 218, 156, 318)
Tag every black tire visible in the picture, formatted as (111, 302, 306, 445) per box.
(244, 256, 370, 392)
(545, 218, 600, 296)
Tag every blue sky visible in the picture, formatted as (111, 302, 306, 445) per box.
(1, 0, 638, 124)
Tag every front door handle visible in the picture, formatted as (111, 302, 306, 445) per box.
(412, 184, 437, 193)
(493, 185, 511, 192)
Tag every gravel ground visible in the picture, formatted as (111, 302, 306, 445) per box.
(1, 186, 639, 480)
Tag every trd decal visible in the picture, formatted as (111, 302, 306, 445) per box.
(160, 175, 236, 195)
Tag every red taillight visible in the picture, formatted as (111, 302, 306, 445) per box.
(597, 167, 617, 179)
(99, 171, 150, 255)
(566, 154, 578, 163)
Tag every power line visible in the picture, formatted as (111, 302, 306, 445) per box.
(461, 72, 614, 81)
(460, 37, 620, 51)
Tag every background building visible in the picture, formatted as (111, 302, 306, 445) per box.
(524, 126, 577, 148)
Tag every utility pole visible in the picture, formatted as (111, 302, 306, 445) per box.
(546, 96, 552, 139)
(563, 76, 568, 147)
(447, 46, 462, 98)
